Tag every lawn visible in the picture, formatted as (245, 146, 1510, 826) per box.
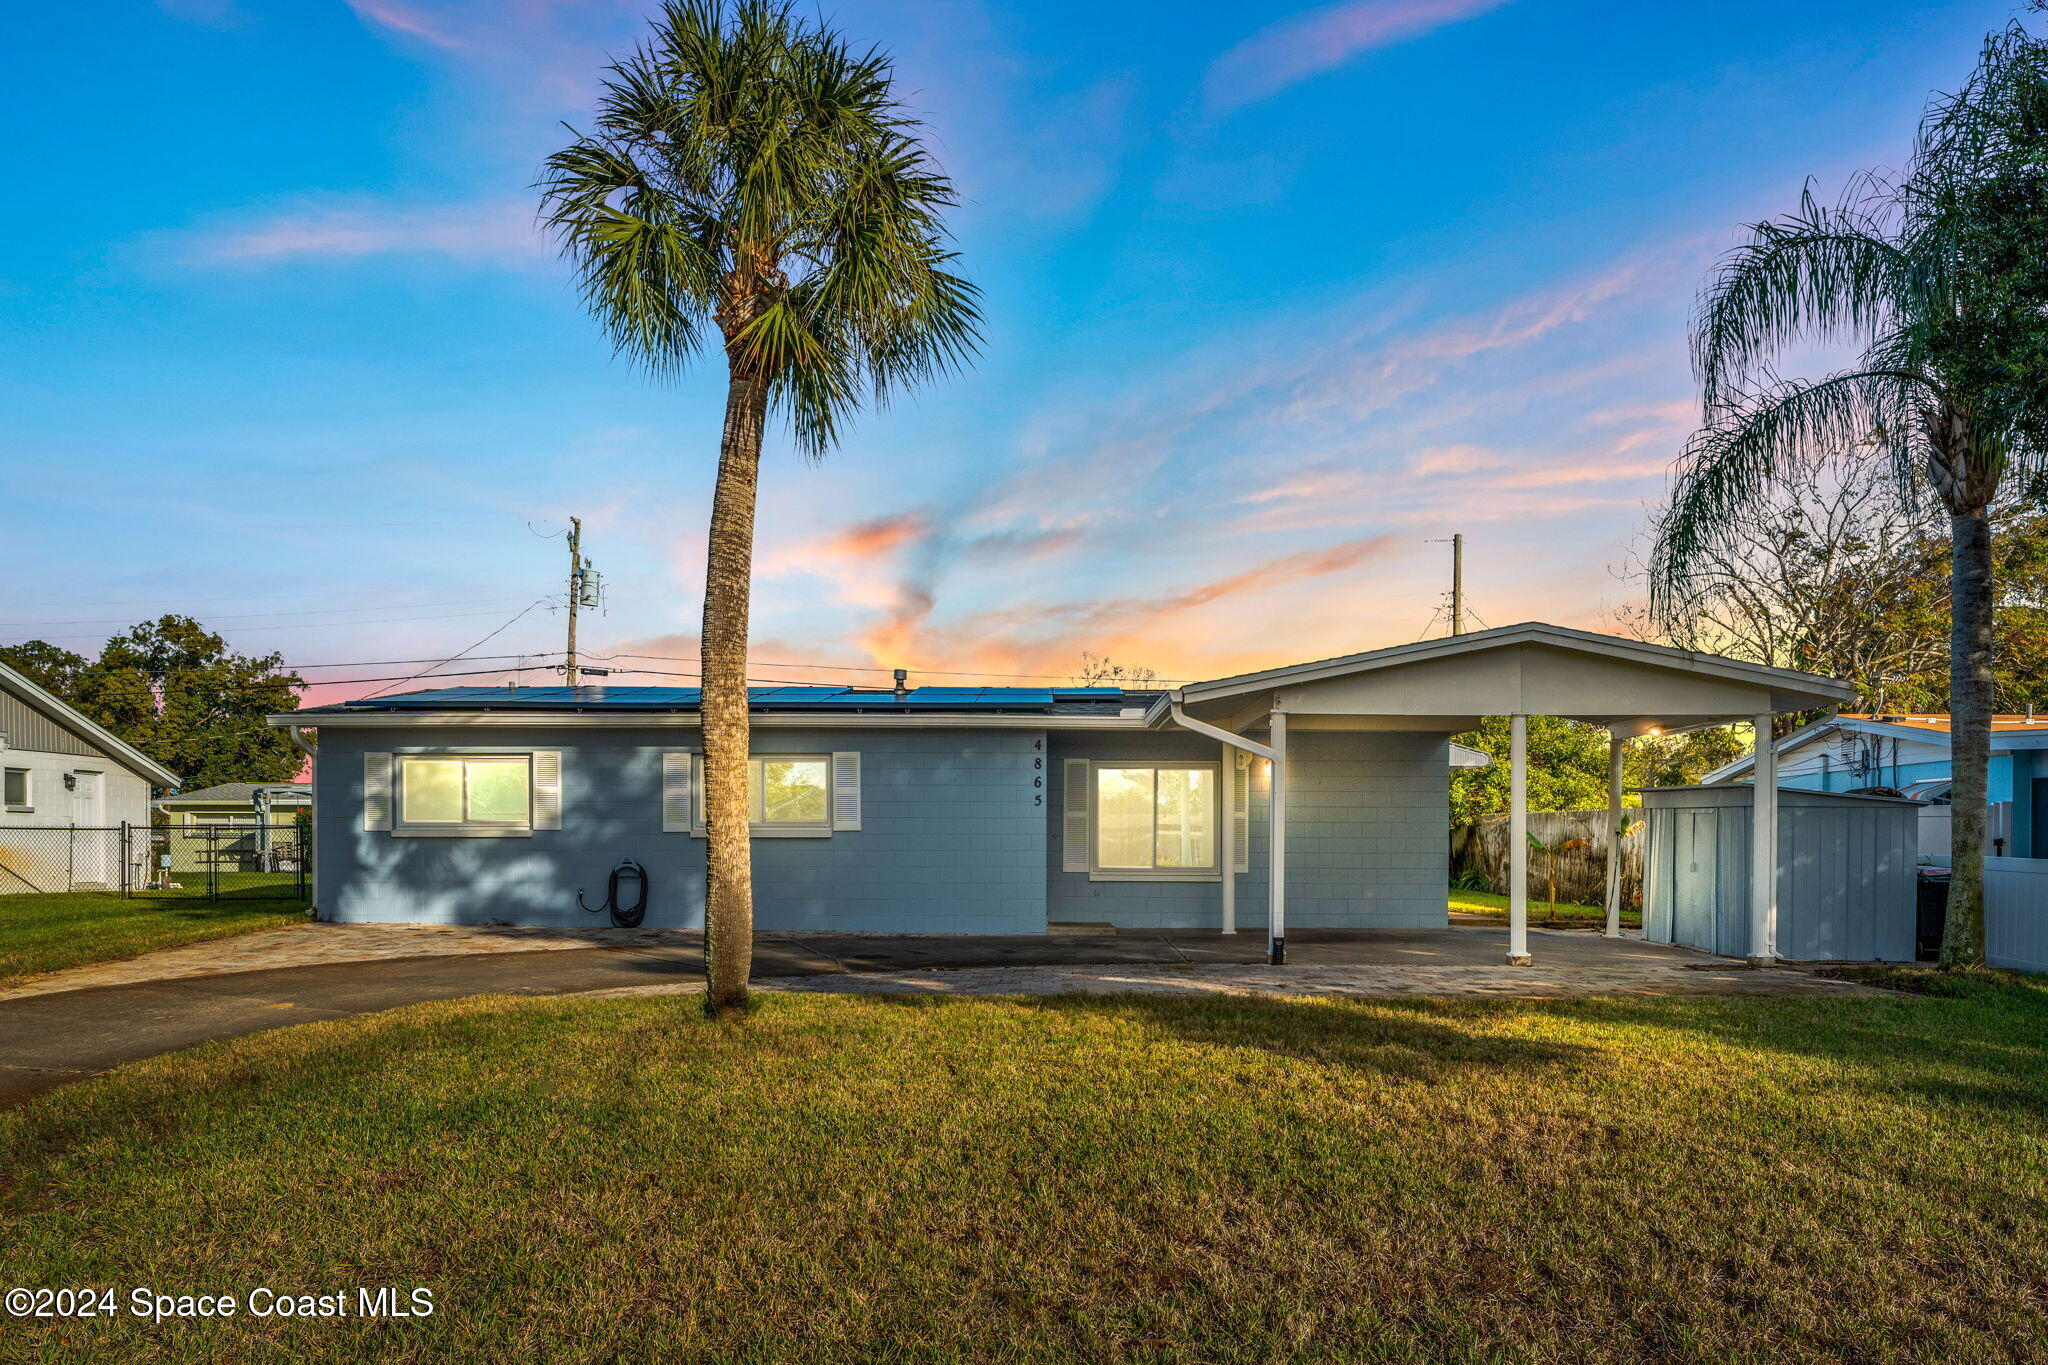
(5, 972, 2047, 1362)
(0, 881, 305, 987)
(1449, 885, 1638, 929)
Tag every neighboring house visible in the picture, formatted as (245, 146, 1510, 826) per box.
(271, 623, 1848, 962)
(0, 659, 178, 892)
(1706, 713, 2048, 858)
(155, 781, 313, 875)
(156, 781, 313, 828)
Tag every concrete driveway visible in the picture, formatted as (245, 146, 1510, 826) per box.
(0, 926, 1866, 1109)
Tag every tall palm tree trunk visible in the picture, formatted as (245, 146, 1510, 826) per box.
(1942, 502, 1993, 968)
(701, 366, 769, 1015)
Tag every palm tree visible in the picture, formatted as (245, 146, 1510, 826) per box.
(541, 1, 980, 1015)
(1654, 27, 2048, 969)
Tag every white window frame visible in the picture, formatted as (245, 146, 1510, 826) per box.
(1088, 759, 1223, 882)
(692, 754, 835, 839)
(393, 754, 535, 838)
(2, 766, 30, 813)
(189, 810, 255, 827)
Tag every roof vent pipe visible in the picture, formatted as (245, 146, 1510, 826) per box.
(893, 668, 909, 700)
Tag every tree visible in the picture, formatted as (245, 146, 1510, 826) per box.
(542, 1, 980, 1016)
(0, 640, 90, 697)
(1625, 458, 2048, 717)
(1624, 457, 1948, 718)
(1448, 715, 1742, 828)
(0, 617, 304, 790)
(1652, 26, 2048, 969)
(1071, 653, 1159, 687)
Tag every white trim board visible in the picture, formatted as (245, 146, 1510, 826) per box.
(0, 660, 179, 788)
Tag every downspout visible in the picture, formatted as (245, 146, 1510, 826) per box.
(288, 727, 317, 916)
(1168, 701, 1283, 963)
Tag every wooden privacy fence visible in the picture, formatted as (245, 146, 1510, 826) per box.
(1451, 809, 1644, 905)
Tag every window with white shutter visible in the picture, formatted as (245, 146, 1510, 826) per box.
(363, 752, 392, 831)
(662, 752, 694, 832)
(1062, 758, 1091, 872)
(684, 753, 840, 838)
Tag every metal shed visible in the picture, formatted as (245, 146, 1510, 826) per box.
(1640, 785, 1919, 962)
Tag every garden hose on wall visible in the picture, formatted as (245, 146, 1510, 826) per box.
(578, 859, 650, 928)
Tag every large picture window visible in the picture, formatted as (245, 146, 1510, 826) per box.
(1092, 762, 1218, 878)
(397, 755, 532, 832)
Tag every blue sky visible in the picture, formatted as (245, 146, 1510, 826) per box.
(0, 0, 2024, 697)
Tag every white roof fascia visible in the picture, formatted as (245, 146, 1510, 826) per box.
(0, 659, 179, 787)
(1178, 622, 1856, 709)
(269, 711, 1150, 731)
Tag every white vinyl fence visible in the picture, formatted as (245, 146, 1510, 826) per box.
(1918, 801, 2013, 860)
(1985, 857, 2048, 974)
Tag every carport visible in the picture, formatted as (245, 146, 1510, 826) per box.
(1158, 623, 1855, 965)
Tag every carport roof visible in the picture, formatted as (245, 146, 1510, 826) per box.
(1160, 621, 1854, 731)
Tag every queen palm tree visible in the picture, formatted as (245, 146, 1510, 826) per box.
(1653, 27, 2048, 968)
(541, 1, 980, 1015)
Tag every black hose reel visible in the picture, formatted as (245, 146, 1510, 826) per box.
(578, 859, 650, 928)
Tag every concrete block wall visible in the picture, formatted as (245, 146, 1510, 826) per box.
(312, 725, 1047, 933)
(1283, 730, 1449, 929)
(1046, 728, 1447, 931)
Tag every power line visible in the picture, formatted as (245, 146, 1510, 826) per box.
(0, 607, 559, 645)
(285, 652, 564, 669)
(6, 585, 552, 610)
(298, 664, 563, 686)
(0, 595, 548, 630)
(355, 600, 561, 701)
(590, 652, 1192, 685)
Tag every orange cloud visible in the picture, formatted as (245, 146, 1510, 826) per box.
(817, 513, 929, 561)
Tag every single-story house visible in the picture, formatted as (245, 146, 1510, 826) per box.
(0, 659, 179, 892)
(156, 781, 313, 827)
(155, 781, 314, 874)
(1706, 712, 2048, 858)
(271, 623, 1852, 964)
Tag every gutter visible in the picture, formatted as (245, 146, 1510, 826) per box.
(266, 711, 1152, 732)
(1165, 698, 1274, 760)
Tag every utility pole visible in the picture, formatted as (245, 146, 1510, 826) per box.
(1450, 532, 1465, 636)
(566, 516, 583, 687)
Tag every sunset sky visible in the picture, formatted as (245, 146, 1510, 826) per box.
(0, 0, 2017, 700)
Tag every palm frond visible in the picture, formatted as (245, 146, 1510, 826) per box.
(1651, 368, 1938, 623)
(1693, 179, 1911, 408)
(539, 0, 980, 446)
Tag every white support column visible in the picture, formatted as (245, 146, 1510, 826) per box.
(1750, 712, 1779, 965)
(1508, 713, 1530, 965)
(1268, 711, 1287, 966)
(1605, 730, 1626, 939)
(1219, 739, 1236, 936)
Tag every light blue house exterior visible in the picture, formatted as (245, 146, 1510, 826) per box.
(275, 624, 1855, 963)
(291, 700, 1452, 935)
(1708, 713, 2048, 858)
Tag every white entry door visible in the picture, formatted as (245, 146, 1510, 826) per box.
(69, 771, 107, 884)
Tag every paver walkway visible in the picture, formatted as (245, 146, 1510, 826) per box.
(0, 926, 1879, 1109)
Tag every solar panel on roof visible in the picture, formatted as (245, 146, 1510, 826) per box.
(321, 682, 1113, 714)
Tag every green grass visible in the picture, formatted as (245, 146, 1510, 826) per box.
(0, 880, 305, 987)
(6, 974, 2048, 1362)
(1449, 885, 1638, 928)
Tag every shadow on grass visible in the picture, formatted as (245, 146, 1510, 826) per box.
(1559, 969, 2048, 1122)
(865, 989, 1596, 1083)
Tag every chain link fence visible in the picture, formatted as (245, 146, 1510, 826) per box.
(0, 822, 309, 906)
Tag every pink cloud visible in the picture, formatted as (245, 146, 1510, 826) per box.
(1206, 0, 1514, 112)
(342, 0, 477, 51)
(194, 201, 545, 266)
